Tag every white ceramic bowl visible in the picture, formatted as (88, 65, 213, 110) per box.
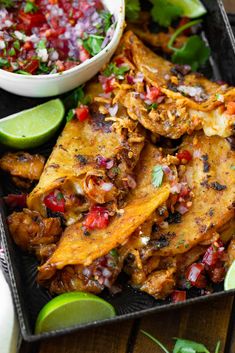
(0, 0, 125, 98)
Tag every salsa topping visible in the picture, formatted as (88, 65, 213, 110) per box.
(0, 0, 115, 74)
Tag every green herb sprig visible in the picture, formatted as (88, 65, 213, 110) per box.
(141, 330, 221, 353)
(167, 19, 210, 71)
(152, 165, 164, 188)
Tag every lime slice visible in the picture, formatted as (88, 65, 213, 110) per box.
(224, 261, 235, 291)
(35, 292, 116, 334)
(0, 99, 64, 149)
(168, 0, 207, 18)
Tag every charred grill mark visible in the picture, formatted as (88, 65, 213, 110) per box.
(210, 182, 227, 191)
(201, 154, 210, 173)
(76, 155, 88, 165)
(90, 111, 112, 133)
(166, 211, 182, 224)
(48, 164, 60, 169)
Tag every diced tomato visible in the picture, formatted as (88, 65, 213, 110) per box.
(44, 191, 65, 213)
(208, 264, 225, 283)
(126, 75, 134, 85)
(83, 206, 109, 230)
(79, 46, 91, 62)
(23, 59, 39, 74)
(18, 10, 46, 31)
(23, 41, 33, 50)
(146, 86, 161, 102)
(178, 184, 191, 199)
(177, 150, 192, 163)
(202, 241, 224, 267)
(171, 290, 186, 303)
(186, 263, 207, 288)
(226, 101, 235, 115)
(103, 77, 115, 93)
(75, 105, 90, 122)
(4, 194, 27, 209)
(115, 57, 125, 66)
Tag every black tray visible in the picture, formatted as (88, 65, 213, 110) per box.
(1, 0, 235, 342)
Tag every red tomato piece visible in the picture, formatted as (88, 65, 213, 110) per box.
(202, 241, 224, 267)
(23, 59, 39, 74)
(44, 191, 65, 213)
(75, 105, 90, 122)
(171, 290, 186, 303)
(18, 11, 46, 31)
(83, 206, 109, 230)
(186, 263, 207, 288)
(177, 150, 192, 163)
(4, 194, 27, 209)
(226, 101, 235, 115)
(23, 41, 33, 50)
(79, 46, 91, 62)
(103, 77, 115, 93)
(146, 86, 161, 102)
(115, 57, 125, 66)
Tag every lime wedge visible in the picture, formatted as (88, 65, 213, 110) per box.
(35, 292, 116, 334)
(168, 0, 207, 18)
(224, 261, 235, 291)
(0, 99, 64, 149)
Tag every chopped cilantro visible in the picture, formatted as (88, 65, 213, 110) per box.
(231, 165, 235, 170)
(0, 0, 14, 8)
(168, 19, 210, 71)
(147, 102, 158, 111)
(150, 0, 183, 27)
(0, 58, 9, 67)
(37, 40, 46, 50)
(109, 249, 118, 259)
(83, 35, 104, 57)
(56, 192, 64, 201)
(38, 62, 51, 74)
(15, 70, 31, 75)
(125, 0, 141, 21)
(63, 86, 85, 110)
(13, 40, 20, 50)
(152, 165, 164, 188)
(24, 0, 38, 13)
(100, 10, 112, 32)
(8, 47, 15, 56)
(66, 109, 75, 122)
(103, 62, 130, 77)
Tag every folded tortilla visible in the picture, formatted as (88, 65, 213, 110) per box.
(27, 90, 145, 224)
(37, 143, 171, 287)
(116, 31, 235, 138)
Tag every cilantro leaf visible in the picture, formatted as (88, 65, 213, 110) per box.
(100, 10, 112, 32)
(168, 19, 210, 71)
(0, 58, 9, 68)
(152, 165, 164, 188)
(173, 339, 210, 353)
(66, 109, 75, 122)
(125, 0, 141, 21)
(63, 86, 85, 110)
(150, 0, 183, 27)
(103, 62, 130, 77)
(24, 0, 38, 13)
(83, 35, 104, 57)
(0, 0, 14, 8)
(171, 35, 210, 71)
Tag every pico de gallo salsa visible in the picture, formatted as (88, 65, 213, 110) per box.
(0, 0, 115, 74)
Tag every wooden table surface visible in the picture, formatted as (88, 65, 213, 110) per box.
(20, 1, 235, 352)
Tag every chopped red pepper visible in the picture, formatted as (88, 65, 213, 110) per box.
(44, 191, 65, 213)
(83, 206, 109, 230)
(4, 194, 27, 209)
(186, 263, 207, 288)
(171, 290, 186, 303)
(177, 150, 192, 163)
(226, 101, 235, 115)
(146, 86, 161, 102)
(75, 105, 90, 122)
